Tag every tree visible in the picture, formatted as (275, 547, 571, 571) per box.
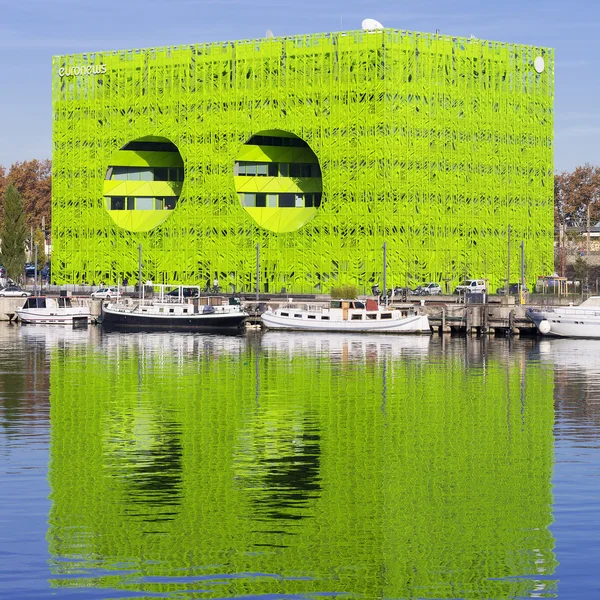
(0, 185, 28, 281)
(555, 164, 600, 228)
(33, 227, 46, 272)
(4, 159, 52, 229)
(573, 255, 589, 283)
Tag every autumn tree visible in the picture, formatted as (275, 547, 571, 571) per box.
(0, 185, 28, 281)
(0, 159, 52, 230)
(555, 164, 600, 228)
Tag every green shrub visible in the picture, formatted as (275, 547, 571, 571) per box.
(331, 285, 358, 299)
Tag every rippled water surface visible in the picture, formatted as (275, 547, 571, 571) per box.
(1, 324, 599, 598)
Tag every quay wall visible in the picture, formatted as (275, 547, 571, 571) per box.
(0, 293, 541, 334)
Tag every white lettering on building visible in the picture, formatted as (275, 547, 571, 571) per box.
(58, 64, 107, 77)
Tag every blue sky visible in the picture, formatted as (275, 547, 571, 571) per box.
(0, 0, 596, 172)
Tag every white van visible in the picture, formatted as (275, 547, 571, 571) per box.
(454, 279, 487, 294)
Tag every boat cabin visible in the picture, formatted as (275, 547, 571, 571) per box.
(330, 300, 366, 309)
(22, 296, 74, 309)
(276, 299, 415, 321)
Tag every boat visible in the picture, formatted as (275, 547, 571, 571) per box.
(16, 296, 91, 325)
(527, 296, 600, 338)
(260, 299, 430, 333)
(100, 285, 248, 332)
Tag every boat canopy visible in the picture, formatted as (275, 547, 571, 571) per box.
(22, 297, 73, 309)
(23, 297, 48, 309)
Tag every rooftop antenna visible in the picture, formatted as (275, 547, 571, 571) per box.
(266, 29, 274, 39)
(361, 18, 384, 31)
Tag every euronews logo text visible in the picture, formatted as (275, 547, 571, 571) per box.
(59, 64, 107, 77)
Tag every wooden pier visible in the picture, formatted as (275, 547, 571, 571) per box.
(0, 293, 540, 336)
(240, 296, 539, 336)
(420, 302, 536, 336)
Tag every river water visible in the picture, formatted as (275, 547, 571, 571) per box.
(0, 324, 599, 599)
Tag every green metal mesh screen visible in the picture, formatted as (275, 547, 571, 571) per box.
(52, 29, 554, 293)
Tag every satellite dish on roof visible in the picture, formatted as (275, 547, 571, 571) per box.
(361, 18, 384, 31)
(266, 29, 274, 38)
(534, 56, 545, 73)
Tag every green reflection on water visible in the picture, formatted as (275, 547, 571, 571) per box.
(47, 332, 557, 598)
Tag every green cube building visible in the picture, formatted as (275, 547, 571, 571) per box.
(52, 28, 553, 293)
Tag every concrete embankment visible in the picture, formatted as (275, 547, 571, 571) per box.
(0, 297, 104, 322)
(0, 297, 27, 321)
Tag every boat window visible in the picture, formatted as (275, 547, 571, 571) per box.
(321, 316, 330, 320)
(294, 313, 302, 318)
(25, 298, 47, 309)
(308, 315, 316, 319)
(281, 312, 288, 317)
(352, 301, 365, 309)
(169, 308, 175, 313)
(366, 313, 377, 320)
(351, 314, 363, 320)
(159, 307, 164, 313)
(380, 313, 392, 319)
(330, 301, 341, 308)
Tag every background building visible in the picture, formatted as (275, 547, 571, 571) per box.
(52, 29, 554, 293)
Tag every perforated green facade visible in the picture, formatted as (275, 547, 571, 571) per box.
(52, 29, 554, 292)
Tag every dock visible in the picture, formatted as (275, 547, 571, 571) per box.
(0, 292, 558, 336)
(238, 296, 538, 336)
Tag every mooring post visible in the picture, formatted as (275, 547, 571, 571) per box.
(255, 243, 260, 302)
(138, 243, 142, 300)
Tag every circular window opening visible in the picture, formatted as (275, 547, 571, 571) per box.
(234, 130, 322, 233)
(103, 136, 184, 232)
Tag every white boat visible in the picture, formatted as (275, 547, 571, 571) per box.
(100, 285, 248, 332)
(16, 296, 91, 325)
(261, 299, 430, 333)
(527, 296, 600, 338)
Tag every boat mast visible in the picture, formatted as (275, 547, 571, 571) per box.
(383, 241, 387, 307)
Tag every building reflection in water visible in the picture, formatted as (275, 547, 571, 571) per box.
(47, 331, 557, 598)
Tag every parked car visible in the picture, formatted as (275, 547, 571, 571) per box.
(496, 283, 528, 295)
(454, 279, 487, 294)
(90, 287, 120, 299)
(25, 263, 35, 278)
(420, 282, 442, 296)
(0, 285, 31, 297)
